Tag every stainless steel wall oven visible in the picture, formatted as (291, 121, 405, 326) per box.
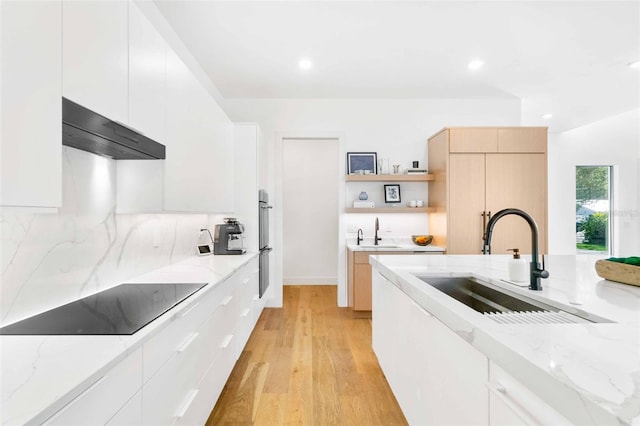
(258, 190, 272, 298)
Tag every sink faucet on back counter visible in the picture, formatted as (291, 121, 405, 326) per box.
(374, 217, 382, 246)
(482, 208, 549, 291)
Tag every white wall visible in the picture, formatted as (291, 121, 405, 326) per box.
(548, 109, 640, 255)
(221, 98, 522, 307)
(283, 138, 339, 284)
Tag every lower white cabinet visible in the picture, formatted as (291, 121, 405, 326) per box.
(43, 348, 142, 425)
(488, 362, 571, 426)
(106, 391, 142, 426)
(40, 257, 262, 426)
(140, 256, 260, 425)
(372, 270, 488, 426)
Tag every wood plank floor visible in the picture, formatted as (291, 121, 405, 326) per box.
(206, 285, 408, 426)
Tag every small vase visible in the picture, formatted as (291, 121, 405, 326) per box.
(358, 191, 368, 200)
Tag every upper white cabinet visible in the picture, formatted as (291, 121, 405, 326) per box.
(233, 123, 262, 252)
(1, 0, 62, 207)
(62, 0, 128, 124)
(128, 1, 166, 144)
(164, 48, 234, 212)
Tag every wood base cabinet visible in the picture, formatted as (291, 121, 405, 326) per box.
(428, 127, 548, 255)
(347, 249, 441, 312)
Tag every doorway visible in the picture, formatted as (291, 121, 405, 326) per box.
(282, 138, 339, 285)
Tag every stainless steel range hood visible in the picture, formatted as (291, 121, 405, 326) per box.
(62, 97, 166, 160)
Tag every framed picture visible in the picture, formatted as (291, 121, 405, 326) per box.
(384, 184, 401, 203)
(347, 152, 377, 175)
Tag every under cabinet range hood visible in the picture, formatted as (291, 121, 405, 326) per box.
(62, 97, 166, 160)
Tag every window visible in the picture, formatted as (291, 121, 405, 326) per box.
(575, 166, 613, 254)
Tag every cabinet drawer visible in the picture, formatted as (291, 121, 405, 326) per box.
(143, 279, 231, 383)
(142, 326, 206, 426)
(43, 348, 142, 425)
(235, 304, 255, 357)
(488, 362, 571, 425)
(174, 336, 237, 426)
(106, 389, 142, 426)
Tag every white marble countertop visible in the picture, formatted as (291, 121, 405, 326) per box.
(369, 253, 640, 425)
(0, 252, 258, 426)
(346, 237, 445, 252)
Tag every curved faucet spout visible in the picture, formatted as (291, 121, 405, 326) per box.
(482, 208, 549, 291)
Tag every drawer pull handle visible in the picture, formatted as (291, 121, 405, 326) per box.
(221, 295, 233, 306)
(220, 335, 233, 349)
(179, 302, 199, 318)
(241, 308, 251, 318)
(176, 332, 199, 353)
(486, 381, 543, 425)
(175, 389, 199, 418)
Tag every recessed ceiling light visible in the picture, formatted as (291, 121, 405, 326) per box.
(542, 113, 553, 120)
(628, 60, 640, 69)
(299, 58, 313, 71)
(468, 59, 484, 71)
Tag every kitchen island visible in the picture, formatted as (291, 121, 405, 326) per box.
(370, 254, 640, 425)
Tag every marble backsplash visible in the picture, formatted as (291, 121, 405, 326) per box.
(0, 147, 228, 326)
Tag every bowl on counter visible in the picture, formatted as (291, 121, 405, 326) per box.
(412, 235, 433, 246)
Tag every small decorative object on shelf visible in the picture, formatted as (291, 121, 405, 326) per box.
(392, 164, 400, 174)
(412, 235, 433, 246)
(353, 200, 375, 208)
(378, 158, 390, 174)
(347, 152, 377, 175)
(384, 184, 401, 203)
(358, 191, 369, 200)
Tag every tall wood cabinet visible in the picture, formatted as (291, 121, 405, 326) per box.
(428, 127, 548, 255)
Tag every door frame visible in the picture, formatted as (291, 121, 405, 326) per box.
(274, 131, 346, 307)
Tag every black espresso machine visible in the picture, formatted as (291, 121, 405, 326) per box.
(214, 218, 246, 255)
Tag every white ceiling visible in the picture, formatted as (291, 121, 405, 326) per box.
(154, 1, 640, 132)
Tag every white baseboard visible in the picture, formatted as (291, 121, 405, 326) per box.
(283, 276, 337, 285)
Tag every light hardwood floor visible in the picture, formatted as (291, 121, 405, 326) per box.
(207, 285, 408, 425)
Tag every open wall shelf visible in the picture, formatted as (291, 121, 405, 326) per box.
(345, 207, 435, 214)
(346, 174, 434, 182)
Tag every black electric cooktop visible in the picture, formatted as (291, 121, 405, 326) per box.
(0, 283, 207, 336)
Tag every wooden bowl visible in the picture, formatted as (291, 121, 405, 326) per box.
(412, 235, 433, 246)
(595, 259, 640, 286)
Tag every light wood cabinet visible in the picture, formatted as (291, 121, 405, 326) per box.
(1, 0, 62, 207)
(347, 249, 441, 313)
(428, 127, 548, 255)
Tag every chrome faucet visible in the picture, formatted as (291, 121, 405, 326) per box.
(482, 208, 549, 291)
(357, 228, 363, 245)
(374, 217, 382, 245)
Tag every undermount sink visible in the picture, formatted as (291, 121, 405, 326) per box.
(417, 276, 603, 324)
(358, 244, 401, 249)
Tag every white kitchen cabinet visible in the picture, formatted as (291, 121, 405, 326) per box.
(1, 0, 62, 207)
(62, 0, 128, 124)
(128, 1, 166, 144)
(141, 257, 260, 425)
(372, 270, 488, 426)
(106, 390, 142, 426)
(164, 47, 234, 213)
(42, 348, 143, 425)
(488, 361, 571, 426)
(234, 123, 262, 252)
